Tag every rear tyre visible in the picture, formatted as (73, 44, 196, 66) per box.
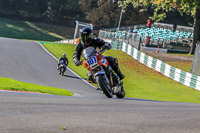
(96, 75, 113, 98)
(116, 85, 125, 98)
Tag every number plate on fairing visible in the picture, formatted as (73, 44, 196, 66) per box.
(87, 56, 97, 68)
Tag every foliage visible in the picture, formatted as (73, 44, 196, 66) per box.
(118, 0, 199, 21)
(0, 0, 196, 29)
(0, 0, 149, 28)
(0, 0, 82, 25)
(79, 0, 148, 28)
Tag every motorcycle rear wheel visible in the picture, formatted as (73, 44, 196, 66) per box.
(96, 75, 113, 98)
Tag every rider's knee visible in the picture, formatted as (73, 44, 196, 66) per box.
(114, 58, 118, 65)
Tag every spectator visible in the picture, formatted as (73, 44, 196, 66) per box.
(147, 19, 152, 28)
(146, 19, 152, 47)
(129, 27, 133, 33)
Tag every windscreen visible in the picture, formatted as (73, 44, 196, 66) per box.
(82, 47, 96, 59)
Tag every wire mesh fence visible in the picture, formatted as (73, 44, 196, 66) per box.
(99, 23, 194, 53)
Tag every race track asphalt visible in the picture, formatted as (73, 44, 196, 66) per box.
(0, 37, 200, 133)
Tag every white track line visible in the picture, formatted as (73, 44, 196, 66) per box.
(36, 42, 97, 97)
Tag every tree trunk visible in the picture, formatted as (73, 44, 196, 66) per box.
(190, 8, 200, 54)
(0, 1, 2, 10)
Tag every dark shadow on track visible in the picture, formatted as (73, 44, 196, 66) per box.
(62, 74, 87, 80)
(121, 97, 199, 104)
(112, 97, 169, 103)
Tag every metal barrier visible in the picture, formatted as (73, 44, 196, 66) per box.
(153, 22, 174, 31)
(99, 24, 193, 52)
(99, 30, 142, 50)
(121, 42, 200, 91)
(99, 32, 200, 91)
(176, 25, 194, 33)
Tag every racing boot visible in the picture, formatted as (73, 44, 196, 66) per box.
(105, 56, 125, 80)
(115, 68, 125, 80)
(87, 76, 95, 83)
(87, 71, 95, 83)
(112, 61, 124, 80)
(113, 74, 119, 86)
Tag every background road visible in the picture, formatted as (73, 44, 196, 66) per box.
(0, 37, 200, 133)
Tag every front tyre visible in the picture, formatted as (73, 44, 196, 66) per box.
(60, 67, 66, 76)
(60, 67, 64, 76)
(96, 75, 113, 98)
(116, 85, 125, 98)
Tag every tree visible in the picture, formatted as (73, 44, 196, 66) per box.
(118, 0, 200, 54)
(79, 0, 148, 28)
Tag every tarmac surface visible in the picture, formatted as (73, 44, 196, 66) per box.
(0, 37, 200, 133)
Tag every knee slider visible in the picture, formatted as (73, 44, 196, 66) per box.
(114, 58, 118, 65)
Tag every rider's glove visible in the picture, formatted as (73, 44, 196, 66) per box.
(102, 43, 111, 50)
(73, 58, 80, 66)
(75, 61, 80, 66)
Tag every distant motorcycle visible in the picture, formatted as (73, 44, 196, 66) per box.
(81, 47, 125, 98)
(58, 60, 67, 76)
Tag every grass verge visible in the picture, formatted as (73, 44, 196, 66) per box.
(167, 53, 193, 72)
(42, 42, 200, 103)
(143, 52, 193, 72)
(0, 18, 73, 41)
(0, 77, 73, 96)
(166, 62, 192, 72)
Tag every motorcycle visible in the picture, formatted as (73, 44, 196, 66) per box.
(81, 47, 125, 98)
(58, 60, 67, 76)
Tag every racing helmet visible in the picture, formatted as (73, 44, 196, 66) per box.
(63, 53, 66, 58)
(80, 27, 93, 44)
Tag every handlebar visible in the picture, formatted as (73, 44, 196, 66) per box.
(80, 48, 107, 65)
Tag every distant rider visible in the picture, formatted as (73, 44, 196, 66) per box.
(57, 53, 69, 73)
(73, 27, 124, 82)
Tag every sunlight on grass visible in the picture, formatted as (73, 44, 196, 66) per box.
(42, 42, 200, 103)
(6, 24, 25, 31)
(0, 18, 71, 41)
(25, 21, 65, 40)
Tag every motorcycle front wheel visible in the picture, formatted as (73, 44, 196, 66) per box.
(96, 75, 113, 98)
(116, 85, 125, 98)
(60, 67, 66, 76)
(60, 68, 63, 76)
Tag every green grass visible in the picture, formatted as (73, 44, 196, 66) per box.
(42, 43, 88, 80)
(0, 77, 73, 96)
(42, 42, 200, 103)
(144, 52, 193, 72)
(0, 18, 73, 41)
(166, 53, 193, 72)
(166, 62, 192, 72)
(168, 53, 194, 57)
(167, 54, 193, 72)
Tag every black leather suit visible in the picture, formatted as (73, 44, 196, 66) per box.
(73, 37, 124, 80)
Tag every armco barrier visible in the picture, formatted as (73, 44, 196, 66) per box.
(104, 39, 122, 50)
(56, 39, 75, 44)
(121, 42, 200, 91)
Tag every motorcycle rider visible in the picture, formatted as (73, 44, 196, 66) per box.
(73, 27, 124, 82)
(57, 53, 69, 74)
